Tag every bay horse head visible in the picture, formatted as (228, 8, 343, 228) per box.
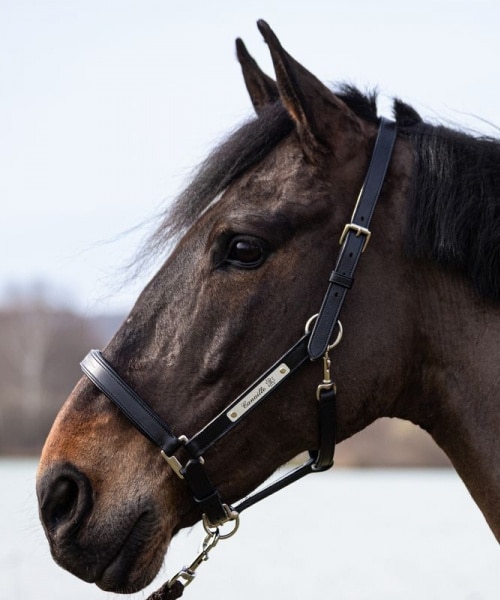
(36, 21, 500, 596)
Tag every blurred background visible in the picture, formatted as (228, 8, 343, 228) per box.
(4, 0, 500, 462)
(1, 1, 498, 599)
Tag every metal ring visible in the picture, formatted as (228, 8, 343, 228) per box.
(327, 320, 343, 351)
(304, 314, 343, 351)
(202, 505, 240, 539)
(304, 313, 319, 334)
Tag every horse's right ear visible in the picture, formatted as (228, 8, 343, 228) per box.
(236, 38, 279, 115)
(257, 20, 362, 162)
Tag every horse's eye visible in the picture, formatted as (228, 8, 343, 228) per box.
(225, 236, 267, 269)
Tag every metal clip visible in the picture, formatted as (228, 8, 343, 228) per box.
(316, 321, 343, 400)
(166, 507, 240, 592)
(322, 352, 332, 383)
(316, 347, 336, 400)
(202, 504, 240, 535)
(167, 529, 220, 589)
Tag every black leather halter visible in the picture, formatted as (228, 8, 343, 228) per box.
(81, 117, 397, 527)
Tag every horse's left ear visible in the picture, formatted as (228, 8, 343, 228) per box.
(257, 20, 361, 160)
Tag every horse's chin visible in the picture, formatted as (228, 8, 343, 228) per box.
(96, 561, 161, 594)
(94, 512, 169, 593)
(47, 503, 174, 595)
(96, 554, 161, 594)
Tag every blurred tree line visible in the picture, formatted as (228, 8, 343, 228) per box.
(0, 283, 450, 466)
(0, 284, 121, 455)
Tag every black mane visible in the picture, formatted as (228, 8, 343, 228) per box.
(403, 120, 500, 301)
(144, 86, 500, 301)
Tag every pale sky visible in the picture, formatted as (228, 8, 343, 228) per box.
(2, 0, 500, 315)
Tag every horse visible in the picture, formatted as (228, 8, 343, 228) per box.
(36, 20, 499, 598)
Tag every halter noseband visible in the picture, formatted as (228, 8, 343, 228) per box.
(80, 117, 397, 596)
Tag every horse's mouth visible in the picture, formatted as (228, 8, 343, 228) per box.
(95, 511, 164, 593)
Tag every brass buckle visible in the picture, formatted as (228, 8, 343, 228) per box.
(339, 223, 372, 252)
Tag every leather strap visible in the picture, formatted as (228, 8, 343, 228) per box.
(233, 383, 336, 514)
(311, 386, 337, 471)
(307, 117, 397, 360)
(181, 459, 228, 525)
(233, 458, 316, 514)
(81, 350, 181, 456)
(81, 350, 229, 526)
(185, 335, 310, 458)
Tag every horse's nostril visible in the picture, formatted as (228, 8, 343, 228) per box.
(38, 464, 93, 537)
(46, 477, 79, 527)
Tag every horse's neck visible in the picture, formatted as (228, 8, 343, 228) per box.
(414, 268, 500, 540)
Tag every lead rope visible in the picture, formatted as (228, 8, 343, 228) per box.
(147, 580, 184, 600)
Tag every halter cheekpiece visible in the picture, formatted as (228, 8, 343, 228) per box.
(80, 117, 397, 597)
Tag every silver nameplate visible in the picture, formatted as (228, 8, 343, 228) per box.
(227, 363, 291, 422)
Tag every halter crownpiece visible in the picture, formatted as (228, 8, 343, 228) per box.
(80, 117, 397, 597)
(307, 117, 398, 360)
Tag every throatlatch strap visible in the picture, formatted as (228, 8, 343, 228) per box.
(233, 384, 336, 514)
(308, 118, 397, 360)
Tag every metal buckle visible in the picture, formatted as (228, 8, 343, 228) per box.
(160, 435, 189, 480)
(167, 527, 221, 590)
(339, 223, 372, 252)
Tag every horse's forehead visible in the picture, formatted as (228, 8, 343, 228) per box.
(223, 140, 317, 210)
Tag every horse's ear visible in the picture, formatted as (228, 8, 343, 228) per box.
(257, 20, 359, 160)
(236, 38, 279, 115)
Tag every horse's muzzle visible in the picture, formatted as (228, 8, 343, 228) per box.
(37, 461, 94, 544)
